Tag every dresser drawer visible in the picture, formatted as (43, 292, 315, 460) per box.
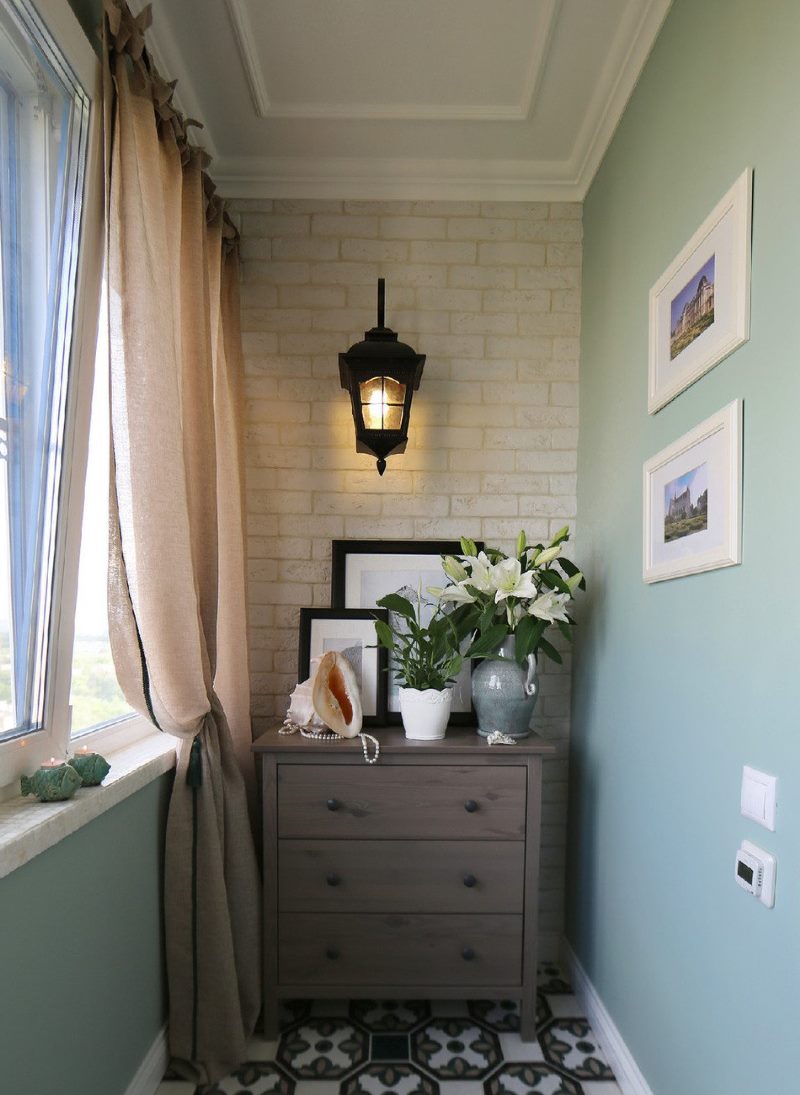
(279, 913, 522, 987)
(277, 764, 526, 839)
(279, 839, 524, 914)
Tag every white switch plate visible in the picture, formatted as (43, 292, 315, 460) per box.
(741, 765, 777, 831)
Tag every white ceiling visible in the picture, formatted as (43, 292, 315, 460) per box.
(142, 0, 672, 201)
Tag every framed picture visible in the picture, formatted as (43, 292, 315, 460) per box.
(330, 539, 481, 724)
(648, 169, 752, 414)
(643, 400, 742, 583)
(298, 608, 388, 726)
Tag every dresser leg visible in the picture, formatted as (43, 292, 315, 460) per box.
(262, 993, 278, 1040)
(519, 998, 537, 1042)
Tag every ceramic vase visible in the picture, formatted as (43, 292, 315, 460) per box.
(398, 686, 453, 740)
(471, 634, 538, 738)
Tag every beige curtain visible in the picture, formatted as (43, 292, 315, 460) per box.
(102, 2, 260, 1083)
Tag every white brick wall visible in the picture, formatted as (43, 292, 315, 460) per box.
(231, 197, 582, 958)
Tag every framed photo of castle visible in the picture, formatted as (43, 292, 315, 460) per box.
(643, 400, 742, 583)
(648, 169, 752, 414)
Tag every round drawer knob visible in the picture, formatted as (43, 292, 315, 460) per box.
(462, 946, 476, 961)
(462, 874, 477, 888)
(326, 798, 340, 812)
(325, 946, 340, 960)
(326, 873, 341, 887)
(464, 799, 479, 813)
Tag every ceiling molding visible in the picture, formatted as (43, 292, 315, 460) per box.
(223, 0, 270, 117)
(210, 155, 583, 203)
(223, 0, 560, 123)
(570, 0, 672, 196)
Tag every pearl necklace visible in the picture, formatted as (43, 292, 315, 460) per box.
(280, 720, 380, 765)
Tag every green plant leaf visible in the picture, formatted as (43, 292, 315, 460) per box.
(538, 569, 572, 595)
(538, 636, 562, 664)
(374, 620, 394, 649)
(557, 556, 587, 591)
(377, 593, 417, 620)
(557, 619, 574, 643)
(466, 622, 508, 659)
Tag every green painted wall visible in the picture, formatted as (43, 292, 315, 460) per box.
(570, 1, 800, 1093)
(0, 775, 171, 1095)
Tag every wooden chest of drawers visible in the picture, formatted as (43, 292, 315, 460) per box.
(253, 726, 554, 1041)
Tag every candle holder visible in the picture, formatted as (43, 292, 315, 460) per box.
(20, 762, 82, 802)
(69, 751, 111, 787)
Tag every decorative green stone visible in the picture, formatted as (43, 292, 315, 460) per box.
(69, 752, 111, 786)
(20, 764, 82, 802)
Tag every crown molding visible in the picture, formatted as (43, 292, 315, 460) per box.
(571, 0, 672, 197)
(222, 0, 559, 123)
(210, 155, 583, 203)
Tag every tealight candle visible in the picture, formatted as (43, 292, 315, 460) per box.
(40, 757, 66, 769)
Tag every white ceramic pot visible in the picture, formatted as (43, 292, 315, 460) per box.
(398, 687, 453, 740)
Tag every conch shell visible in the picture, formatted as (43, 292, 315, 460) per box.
(312, 650, 363, 737)
(286, 652, 363, 738)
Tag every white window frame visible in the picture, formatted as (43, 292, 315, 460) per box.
(0, 0, 158, 794)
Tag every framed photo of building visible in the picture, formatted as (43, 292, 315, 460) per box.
(648, 169, 752, 414)
(643, 400, 742, 583)
(330, 539, 481, 724)
(298, 608, 388, 726)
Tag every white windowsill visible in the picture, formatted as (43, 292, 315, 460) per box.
(0, 732, 178, 879)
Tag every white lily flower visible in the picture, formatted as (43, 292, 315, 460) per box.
(462, 551, 496, 594)
(439, 582, 477, 606)
(427, 585, 444, 599)
(528, 590, 570, 623)
(491, 558, 539, 604)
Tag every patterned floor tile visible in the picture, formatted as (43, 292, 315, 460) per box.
(349, 998, 431, 1031)
(196, 1060, 294, 1094)
(439, 1082, 484, 1095)
(485, 1062, 583, 1094)
(310, 999, 350, 1018)
(277, 1018, 368, 1079)
(540, 1019, 615, 1081)
(293, 1083, 340, 1095)
(341, 1062, 439, 1095)
(498, 1031, 546, 1063)
(467, 999, 520, 1032)
(412, 1018, 501, 1080)
(537, 965, 572, 995)
(545, 995, 583, 1019)
(280, 1000, 312, 1030)
(372, 1033, 410, 1061)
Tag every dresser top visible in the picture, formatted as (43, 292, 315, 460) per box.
(252, 724, 556, 756)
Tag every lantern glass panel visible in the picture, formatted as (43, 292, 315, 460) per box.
(359, 375, 406, 431)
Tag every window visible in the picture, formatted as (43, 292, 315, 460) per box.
(0, 0, 90, 743)
(69, 280, 130, 737)
(0, 0, 152, 793)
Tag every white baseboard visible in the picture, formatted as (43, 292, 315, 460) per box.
(561, 941, 654, 1095)
(125, 1025, 169, 1095)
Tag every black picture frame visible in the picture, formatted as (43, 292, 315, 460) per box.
(330, 539, 483, 725)
(298, 607, 388, 727)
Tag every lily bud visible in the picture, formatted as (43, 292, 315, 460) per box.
(460, 536, 478, 557)
(534, 544, 561, 567)
(443, 555, 468, 582)
(551, 525, 570, 546)
(566, 571, 583, 593)
(516, 530, 526, 558)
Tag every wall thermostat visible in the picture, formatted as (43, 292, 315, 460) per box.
(735, 840, 776, 908)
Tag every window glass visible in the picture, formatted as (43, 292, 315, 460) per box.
(0, 0, 90, 739)
(69, 286, 130, 736)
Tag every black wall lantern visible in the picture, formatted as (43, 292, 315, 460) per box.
(339, 279, 425, 475)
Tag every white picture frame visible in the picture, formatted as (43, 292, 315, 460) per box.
(648, 169, 752, 414)
(643, 400, 742, 583)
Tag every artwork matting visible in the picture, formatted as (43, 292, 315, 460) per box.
(643, 400, 742, 584)
(330, 539, 481, 724)
(648, 169, 752, 414)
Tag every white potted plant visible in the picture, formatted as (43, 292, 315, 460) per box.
(374, 591, 504, 740)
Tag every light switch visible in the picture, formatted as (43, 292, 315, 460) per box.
(741, 766, 777, 831)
